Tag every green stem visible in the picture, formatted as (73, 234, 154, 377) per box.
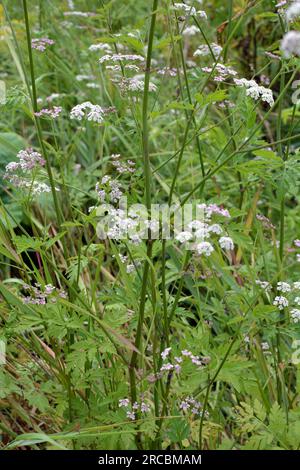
(278, 70, 285, 266)
(22, 0, 64, 232)
(129, 0, 158, 447)
(174, 13, 205, 177)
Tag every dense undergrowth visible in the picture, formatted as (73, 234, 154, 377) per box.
(1, 0, 300, 450)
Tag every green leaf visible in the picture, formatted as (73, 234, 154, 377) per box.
(12, 235, 42, 254)
(195, 90, 227, 106)
(268, 403, 286, 436)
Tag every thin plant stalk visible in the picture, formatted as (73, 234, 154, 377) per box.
(22, 0, 63, 230)
(128, 1, 159, 446)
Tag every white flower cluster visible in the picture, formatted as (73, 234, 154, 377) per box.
(75, 74, 95, 82)
(175, 203, 233, 257)
(291, 308, 300, 323)
(217, 100, 235, 109)
(261, 342, 270, 351)
(46, 92, 61, 103)
(96, 176, 123, 203)
(22, 282, 67, 305)
(175, 231, 193, 243)
(31, 37, 55, 52)
(256, 280, 300, 321)
(179, 396, 204, 416)
(277, 281, 291, 293)
(111, 154, 136, 174)
(95, 200, 155, 244)
(183, 25, 199, 36)
(99, 52, 156, 94)
(106, 64, 140, 73)
(281, 30, 300, 57)
(107, 209, 140, 241)
(5, 148, 45, 173)
(114, 76, 157, 93)
(3, 148, 58, 195)
(35, 106, 62, 119)
(202, 62, 237, 79)
(14, 180, 52, 195)
(156, 67, 177, 77)
(63, 11, 96, 17)
(194, 43, 223, 57)
(160, 347, 210, 375)
(197, 10, 207, 19)
(233, 78, 274, 106)
(196, 241, 215, 256)
(285, 1, 300, 22)
(255, 280, 271, 291)
(88, 43, 112, 52)
(118, 398, 150, 421)
(219, 236, 234, 250)
(69, 101, 114, 123)
(99, 53, 145, 65)
(118, 253, 141, 274)
(173, 2, 207, 19)
(273, 295, 289, 310)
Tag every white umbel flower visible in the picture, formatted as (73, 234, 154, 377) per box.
(208, 224, 223, 235)
(183, 25, 199, 36)
(281, 31, 300, 58)
(196, 241, 214, 256)
(294, 296, 300, 305)
(173, 3, 197, 15)
(286, 1, 300, 22)
(197, 11, 207, 19)
(99, 54, 145, 64)
(273, 296, 289, 310)
(175, 231, 193, 243)
(219, 236, 234, 251)
(194, 43, 222, 57)
(125, 76, 157, 92)
(70, 102, 105, 123)
(86, 105, 104, 123)
(119, 398, 130, 407)
(255, 280, 271, 291)
(234, 78, 274, 106)
(194, 227, 210, 240)
(277, 282, 291, 293)
(291, 308, 300, 323)
(89, 43, 111, 52)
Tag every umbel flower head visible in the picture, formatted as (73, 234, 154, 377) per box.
(286, 1, 300, 22)
(194, 43, 222, 57)
(70, 102, 104, 123)
(281, 31, 300, 58)
(233, 78, 274, 106)
(31, 37, 55, 52)
(99, 54, 145, 65)
(35, 106, 62, 119)
(5, 148, 45, 173)
(70, 102, 115, 123)
(3, 148, 58, 195)
(219, 236, 234, 251)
